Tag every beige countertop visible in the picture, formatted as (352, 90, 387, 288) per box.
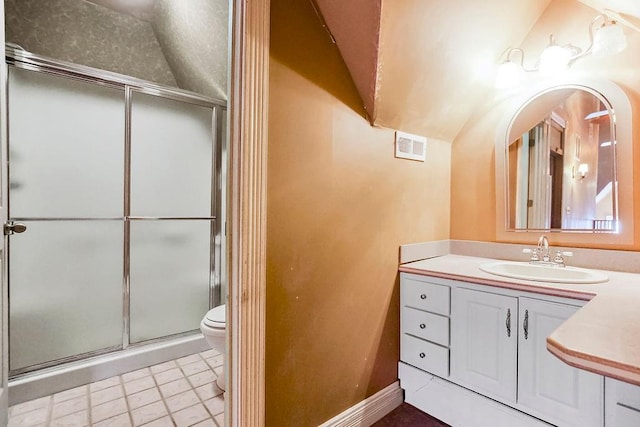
(400, 254, 640, 386)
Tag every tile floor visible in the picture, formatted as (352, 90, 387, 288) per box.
(8, 349, 225, 427)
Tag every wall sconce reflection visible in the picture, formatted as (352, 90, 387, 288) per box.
(578, 163, 589, 179)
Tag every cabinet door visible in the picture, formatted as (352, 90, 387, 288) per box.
(518, 297, 603, 427)
(451, 287, 517, 403)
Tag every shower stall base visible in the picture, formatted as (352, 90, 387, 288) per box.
(8, 332, 208, 405)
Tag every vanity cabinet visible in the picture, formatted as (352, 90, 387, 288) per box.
(400, 273, 604, 427)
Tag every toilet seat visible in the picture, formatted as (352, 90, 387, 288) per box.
(202, 304, 226, 329)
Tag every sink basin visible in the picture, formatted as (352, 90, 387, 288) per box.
(479, 261, 608, 284)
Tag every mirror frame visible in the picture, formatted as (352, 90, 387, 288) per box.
(495, 78, 634, 247)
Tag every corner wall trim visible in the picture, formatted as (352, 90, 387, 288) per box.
(228, 0, 269, 425)
(319, 381, 403, 427)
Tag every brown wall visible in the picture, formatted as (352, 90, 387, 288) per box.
(266, 0, 451, 425)
(450, 0, 640, 249)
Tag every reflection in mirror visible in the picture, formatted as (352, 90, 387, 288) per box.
(506, 87, 617, 232)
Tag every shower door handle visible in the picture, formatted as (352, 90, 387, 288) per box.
(4, 221, 27, 235)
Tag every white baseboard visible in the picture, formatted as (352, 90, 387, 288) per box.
(319, 381, 403, 427)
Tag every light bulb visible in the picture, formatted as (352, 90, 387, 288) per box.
(495, 61, 523, 89)
(539, 44, 571, 77)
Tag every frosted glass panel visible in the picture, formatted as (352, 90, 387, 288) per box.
(9, 221, 123, 371)
(130, 93, 213, 217)
(130, 220, 211, 343)
(8, 68, 125, 218)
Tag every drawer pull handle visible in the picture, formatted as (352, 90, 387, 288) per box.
(419, 323, 426, 329)
(419, 352, 426, 358)
(506, 308, 511, 337)
(524, 309, 529, 340)
(420, 294, 427, 300)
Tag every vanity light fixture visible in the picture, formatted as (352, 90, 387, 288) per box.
(495, 14, 628, 88)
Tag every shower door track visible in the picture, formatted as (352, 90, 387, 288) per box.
(5, 47, 225, 378)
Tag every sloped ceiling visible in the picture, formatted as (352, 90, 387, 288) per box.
(315, 0, 640, 142)
(311, 0, 381, 118)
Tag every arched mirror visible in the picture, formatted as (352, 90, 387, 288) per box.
(495, 79, 634, 246)
(506, 87, 617, 231)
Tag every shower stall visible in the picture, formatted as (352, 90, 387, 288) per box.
(5, 47, 224, 396)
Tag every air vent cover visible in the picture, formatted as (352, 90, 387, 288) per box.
(395, 131, 427, 161)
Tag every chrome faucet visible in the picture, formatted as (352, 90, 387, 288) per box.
(523, 234, 573, 267)
(537, 235, 550, 262)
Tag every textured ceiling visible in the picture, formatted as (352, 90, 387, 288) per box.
(314, 0, 639, 142)
(85, 0, 157, 20)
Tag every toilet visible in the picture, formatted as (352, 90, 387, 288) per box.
(200, 304, 226, 390)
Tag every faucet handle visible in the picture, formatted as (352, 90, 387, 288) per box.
(553, 250, 572, 266)
(523, 248, 540, 262)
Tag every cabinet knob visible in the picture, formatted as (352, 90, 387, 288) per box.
(419, 323, 426, 329)
(419, 352, 426, 358)
(420, 294, 427, 300)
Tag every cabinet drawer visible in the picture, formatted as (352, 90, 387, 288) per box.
(612, 404, 640, 426)
(401, 333, 449, 378)
(611, 378, 640, 410)
(402, 278, 450, 316)
(402, 306, 449, 346)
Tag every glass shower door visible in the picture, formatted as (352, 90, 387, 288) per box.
(8, 68, 125, 373)
(128, 92, 214, 343)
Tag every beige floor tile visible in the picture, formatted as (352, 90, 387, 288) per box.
(131, 401, 168, 427)
(90, 376, 122, 392)
(8, 407, 48, 426)
(159, 378, 191, 399)
(153, 367, 184, 385)
(213, 412, 224, 427)
(91, 385, 125, 407)
(193, 419, 216, 427)
(198, 349, 220, 359)
(165, 390, 200, 413)
(49, 409, 88, 427)
(171, 403, 210, 427)
(181, 361, 210, 377)
(203, 396, 224, 417)
(139, 416, 174, 427)
(93, 412, 133, 427)
(122, 368, 151, 383)
(53, 385, 88, 403)
(205, 355, 223, 369)
(187, 370, 216, 388)
(176, 354, 201, 366)
(51, 395, 87, 419)
(127, 387, 162, 410)
(194, 383, 222, 401)
(124, 376, 156, 395)
(10, 395, 51, 416)
(92, 397, 128, 423)
(150, 360, 177, 374)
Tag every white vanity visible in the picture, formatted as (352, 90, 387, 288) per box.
(398, 254, 640, 427)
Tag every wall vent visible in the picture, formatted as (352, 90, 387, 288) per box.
(395, 131, 426, 161)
